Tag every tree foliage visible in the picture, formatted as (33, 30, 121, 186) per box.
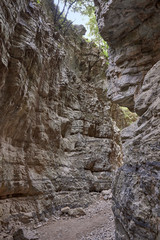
(86, 11, 108, 58)
(57, 0, 108, 58)
(65, 0, 94, 15)
(36, 0, 108, 58)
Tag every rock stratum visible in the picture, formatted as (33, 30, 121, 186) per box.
(0, 0, 122, 235)
(95, 0, 160, 111)
(95, 0, 160, 239)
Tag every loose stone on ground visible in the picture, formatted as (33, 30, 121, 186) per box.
(37, 195, 115, 240)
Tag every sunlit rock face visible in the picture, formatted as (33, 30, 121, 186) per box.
(95, 0, 160, 239)
(95, 0, 160, 111)
(0, 0, 122, 233)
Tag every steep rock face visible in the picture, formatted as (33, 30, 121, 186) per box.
(113, 62, 160, 240)
(95, 0, 160, 239)
(0, 0, 122, 233)
(95, 0, 160, 111)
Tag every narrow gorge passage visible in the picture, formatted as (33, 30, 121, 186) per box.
(0, 1, 123, 239)
(37, 194, 115, 240)
(2, 0, 159, 239)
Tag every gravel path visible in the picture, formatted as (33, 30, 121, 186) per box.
(37, 195, 115, 240)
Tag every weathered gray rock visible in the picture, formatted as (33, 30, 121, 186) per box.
(95, 0, 160, 239)
(61, 207, 71, 214)
(94, 0, 160, 111)
(73, 24, 86, 36)
(1, 233, 13, 240)
(13, 229, 38, 240)
(102, 189, 112, 200)
(61, 206, 86, 217)
(0, 0, 122, 234)
(113, 62, 160, 239)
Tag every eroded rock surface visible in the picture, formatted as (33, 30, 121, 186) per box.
(0, 0, 122, 235)
(113, 62, 160, 240)
(95, 0, 160, 110)
(95, 0, 160, 239)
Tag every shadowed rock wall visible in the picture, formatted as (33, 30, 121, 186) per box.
(115, 62, 160, 239)
(0, 0, 122, 234)
(95, 0, 160, 239)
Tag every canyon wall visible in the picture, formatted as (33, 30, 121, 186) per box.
(95, 0, 160, 239)
(0, 0, 122, 234)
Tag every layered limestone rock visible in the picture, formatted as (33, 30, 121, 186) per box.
(0, 0, 122, 234)
(114, 62, 160, 240)
(95, 0, 160, 239)
(95, 0, 160, 111)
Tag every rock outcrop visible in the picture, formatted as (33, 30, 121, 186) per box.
(0, 0, 122, 235)
(95, 0, 160, 239)
(95, 0, 160, 111)
(113, 62, 160, 240)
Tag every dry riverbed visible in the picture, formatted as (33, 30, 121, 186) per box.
(37, 193, 115, 240)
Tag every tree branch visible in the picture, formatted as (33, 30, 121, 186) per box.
(54, 0, 61, 23)
(61, 0, 76, 26)
(56, 0, 67, 22)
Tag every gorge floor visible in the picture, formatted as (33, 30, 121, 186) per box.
(37, 195, 115, 240)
